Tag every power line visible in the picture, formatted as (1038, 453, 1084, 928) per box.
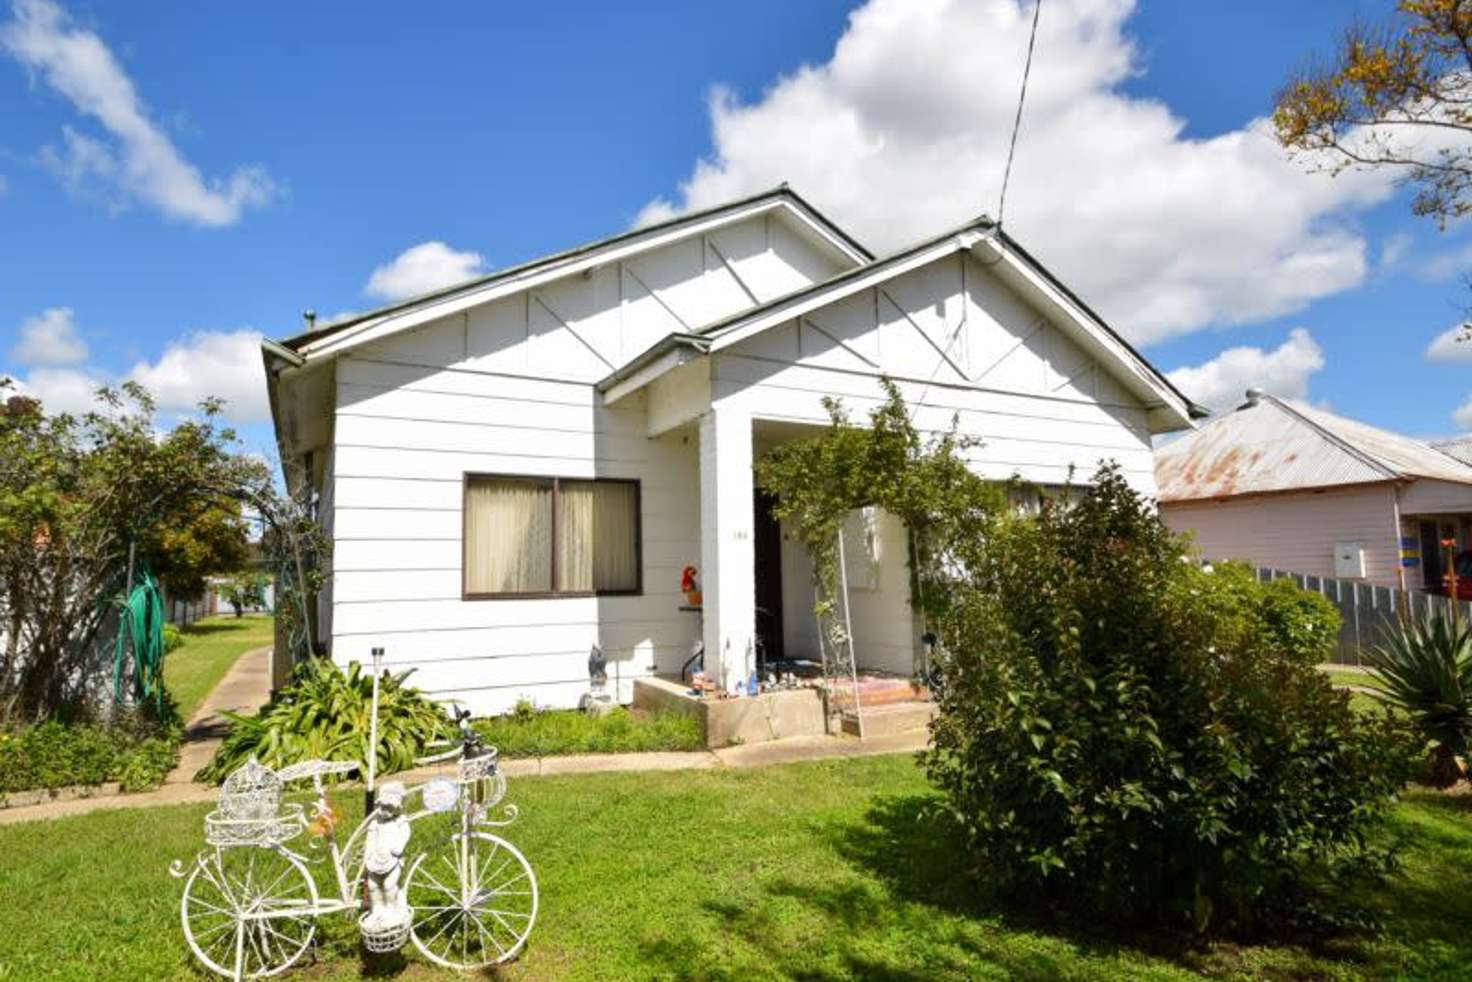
(997, 0, 1042, 229)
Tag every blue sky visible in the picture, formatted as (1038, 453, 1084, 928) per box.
(2, 0, 1469, 457)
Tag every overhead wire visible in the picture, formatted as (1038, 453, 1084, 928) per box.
(910, 0, 1044, 418)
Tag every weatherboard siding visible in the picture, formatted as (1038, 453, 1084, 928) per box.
(320, 222, 1172, 709)
(330, 354, 702, 716)
(1159, 484, 1403, 589)
(712, 250, 1157, 491)
(714, 250, 1158, 674)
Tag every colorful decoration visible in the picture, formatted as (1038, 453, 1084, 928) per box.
(681, 565, 702, 607)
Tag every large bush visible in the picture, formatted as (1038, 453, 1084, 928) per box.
(199, 658, 449, 783)
(924, 466, 1416, 933)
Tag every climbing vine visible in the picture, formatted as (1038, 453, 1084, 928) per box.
(753, 378, 1005, 666)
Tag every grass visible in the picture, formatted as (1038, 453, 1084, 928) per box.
(1319, 664, 1392, 715)
(162, 614, 274, 722)
(473, 703, 703, 757)
(0, 755, 1468, 981)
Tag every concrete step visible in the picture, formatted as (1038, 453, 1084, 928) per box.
(841, 700, 937, 738)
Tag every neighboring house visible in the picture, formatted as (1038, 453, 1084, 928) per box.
(262, 187, 1201, 714)
(1155, 390, 1472, 592)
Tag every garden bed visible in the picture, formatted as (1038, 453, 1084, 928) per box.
(473, 701, 703, 757)
(0, 721, 178, 800)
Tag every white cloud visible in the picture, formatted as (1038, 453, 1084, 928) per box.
(1, 0, 276, 226)
(10, 305, 86, 364)
(1418, 240, 1472, 282)
(7, 365, 103, 414)
(1380, 232, 1412, 270)
(4, 326, 268, 421)
(127, 328, 268, 423)
(641, 0, 1395, 345)
(364, 241, 487, 301)
(1166, 327, 1325, 412)
(1454, 396, 1472, 430)
(1426, 322, 1472, 363)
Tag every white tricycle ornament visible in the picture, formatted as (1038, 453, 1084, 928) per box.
(170, 656, 537, 979)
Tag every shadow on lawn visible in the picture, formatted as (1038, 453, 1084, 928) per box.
(637, 794, 1165, 981)
(640, 790, 1472, 981)
(179, 618, 267, 638)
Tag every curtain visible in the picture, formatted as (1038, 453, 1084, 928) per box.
(558, 480, 638, 592)
(465, 478, 553, 594)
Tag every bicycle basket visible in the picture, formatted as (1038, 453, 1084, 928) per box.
(204, 757, 304, 847)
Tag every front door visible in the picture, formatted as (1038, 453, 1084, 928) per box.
(753, 488, 785, 669)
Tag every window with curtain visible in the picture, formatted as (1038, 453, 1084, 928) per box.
(464, 475, 640, 597)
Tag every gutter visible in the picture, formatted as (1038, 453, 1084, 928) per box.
(261, 337, 306, 369)
(596, 333, 710, 393)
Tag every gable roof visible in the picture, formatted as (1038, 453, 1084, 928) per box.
(600, 217, 1206, 432)
(1155, 392, 1472, 502)
(271, 185, 872, 361)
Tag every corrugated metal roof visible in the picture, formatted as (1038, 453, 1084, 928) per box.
(1155, 393, 1472, 502)
(1431, 435, 1472, 467)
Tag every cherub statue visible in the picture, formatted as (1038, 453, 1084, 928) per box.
(362, 781, 411, 931)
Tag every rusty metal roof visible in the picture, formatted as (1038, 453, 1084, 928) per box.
(1155, 392, 1472, 502)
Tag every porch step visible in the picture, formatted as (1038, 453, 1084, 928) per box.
(841, 700, 937, 738)
(853, 676, 929, 708)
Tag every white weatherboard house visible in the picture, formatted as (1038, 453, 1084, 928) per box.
(263, 188, 1203, 717)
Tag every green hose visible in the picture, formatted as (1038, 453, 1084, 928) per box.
(114, 568, 166, 712)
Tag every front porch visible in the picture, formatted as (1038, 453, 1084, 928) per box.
(631, 673, 935, 748)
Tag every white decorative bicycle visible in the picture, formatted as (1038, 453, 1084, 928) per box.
(169, 707, 538, 979)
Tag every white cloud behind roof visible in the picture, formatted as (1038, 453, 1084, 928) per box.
(1166, 328, 1325, 413)
(365, 241, 487, 301)
(640, 0, 1395, 346)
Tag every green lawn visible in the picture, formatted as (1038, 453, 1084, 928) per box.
(162, 615, 274, 722)
(0, 755, 1468, 981)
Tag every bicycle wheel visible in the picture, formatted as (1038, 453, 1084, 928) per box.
(180, 847, 318, 979)
(406, 831, 538, 969)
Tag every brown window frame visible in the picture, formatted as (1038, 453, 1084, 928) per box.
(461, 472, 643, 600)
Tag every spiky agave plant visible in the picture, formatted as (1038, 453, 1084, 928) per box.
(1366, 612, 1472, 787)
(198, 658, 451, 783)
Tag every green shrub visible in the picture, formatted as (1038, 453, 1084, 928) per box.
(924, 465, 1417, 935)
(0, 719, 180, 794)
(199, 657, 449, 783)
(474, 704, 703, 757)
(161, 623, 184, 654)
(1366, 611, 1472, 786)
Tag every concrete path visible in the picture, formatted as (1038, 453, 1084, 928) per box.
(0, 727, 929, 826)
(166, 644, 275, 787)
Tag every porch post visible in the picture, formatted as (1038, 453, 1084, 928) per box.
(699, 405, 756, 694)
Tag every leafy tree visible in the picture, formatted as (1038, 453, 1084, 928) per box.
(0, 380, 321, 723)
(222, 570, 270, 617)
(1274, 0, 1472, 224)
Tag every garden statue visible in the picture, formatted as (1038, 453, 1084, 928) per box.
(362, 781, 411, 934)
(580, 643, 614, 716)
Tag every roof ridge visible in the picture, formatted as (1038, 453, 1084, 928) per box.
(694, 216, 997, 340)
(1262, 395, 1401, 480)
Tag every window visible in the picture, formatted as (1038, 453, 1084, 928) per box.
(463, 475, 641, 598)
